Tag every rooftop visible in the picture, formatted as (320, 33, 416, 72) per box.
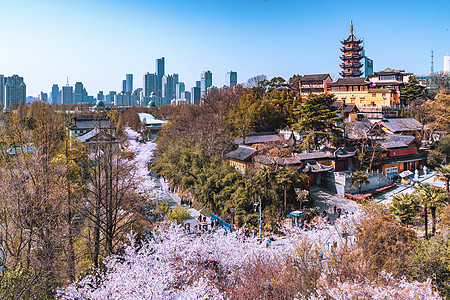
(234, 134, 281, 145)
(328, 77, 370, 87)
(225, 145, 257, 162)
(379, 134, 418, 149)
(138, 113, 167, 126)
(378, 117, 423, 132)
(300, 74, 331, 82)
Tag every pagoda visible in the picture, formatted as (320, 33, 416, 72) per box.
(340, 21, 363, 78)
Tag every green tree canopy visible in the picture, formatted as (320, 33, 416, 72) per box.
(292, 93, 342, 149)
(400, 76, 424, 106)
(352, 170, 370, 194)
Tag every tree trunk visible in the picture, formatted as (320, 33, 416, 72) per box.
(284, 187, 287, 216)
(359, 182, 362, 194)
(424, 205, 428, 240)
(431, 206, 436, 235)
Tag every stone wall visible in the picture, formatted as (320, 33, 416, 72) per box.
(332, 170, 393, 196)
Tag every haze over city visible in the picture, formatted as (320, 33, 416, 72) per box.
(1, 0, 450, 96)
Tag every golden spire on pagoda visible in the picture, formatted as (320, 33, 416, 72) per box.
(350, 20, 353, 35)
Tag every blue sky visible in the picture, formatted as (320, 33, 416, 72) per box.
(1, 0, 449, 96)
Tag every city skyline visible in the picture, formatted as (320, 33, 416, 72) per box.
(1, 0, 450, 96)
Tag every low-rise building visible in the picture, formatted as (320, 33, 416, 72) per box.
(225, 145, 257, 174)
(68, 117, 114, 137)
(327, 68, 411, 108)
(375, 117, 423, 138)
(299, 74, 332, 96)
(379, 134, 423, 178)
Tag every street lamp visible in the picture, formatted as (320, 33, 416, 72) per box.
(254, 196, 262, 237)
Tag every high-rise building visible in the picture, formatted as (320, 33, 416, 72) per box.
(4, 75, 26, 111)
(182, 91, 191, 103)
(226, 71, 238, 87)
(162, 75, 174, 104)
(107, 91, 116, 104)
(156, 57, 165, 96)
(97, 91, 104, 102)
(444, 53, 450, 75)
(176, 82, 185, 100)
(201, 71, 212, 97)
(361, 50, 374, 77)
(172, 74, 179, 96)
(39, 92, 48, 102)
(191, 86, 201, 105)
(340, 21, 363, 78)
(51, 84, 60, 104)
(122, 80, 127, 93)
(126, 74, 133, 94)
(62, 85, 73, 104)
(0, 75, 5, 109)
(196, 81, 201, 88)
(133, 88, 142, 106)
(144, 72, 157, 97)
(74, 82, 84, 103)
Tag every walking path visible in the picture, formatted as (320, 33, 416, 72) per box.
(310, 186, 358, 218)
(125, 127, 209, 226)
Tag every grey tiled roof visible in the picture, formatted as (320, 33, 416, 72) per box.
(69, 119, 112, 130)
(225, 146, 257, 162)
(380, 134, 418, 149)
(254, 155, 301, 166)
(234, 134, 281, 145)
(299, 161, 334, 173)
(328, 77, 370, 86)
(379, 118, 422, 132)
(300, 74, 331, 82)
(382, 154, 424, 164)
(295, 152, 330, 161)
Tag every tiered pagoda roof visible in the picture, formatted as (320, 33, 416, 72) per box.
(340, 21, 363, 78)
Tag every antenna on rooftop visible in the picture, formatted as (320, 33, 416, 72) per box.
(66, 77, 69, 86)
(431, 50, 434, 74)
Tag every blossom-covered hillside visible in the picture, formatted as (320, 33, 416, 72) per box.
(58, 214, 441, 300)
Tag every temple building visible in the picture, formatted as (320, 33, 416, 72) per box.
(340, 21, 363, 78)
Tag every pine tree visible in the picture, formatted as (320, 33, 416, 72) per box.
(400, 76, 423, 106)
(292, 93, 342, 149)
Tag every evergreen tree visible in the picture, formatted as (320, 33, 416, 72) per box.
(292, 93, 342, 149)
(352, 170, 370, 194)
(400, 76, 423, 106)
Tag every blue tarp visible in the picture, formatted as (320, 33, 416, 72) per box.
(210, 213, 231, 232)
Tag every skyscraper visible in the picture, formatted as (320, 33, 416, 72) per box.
(51, 84, 60, 104)
(162, 75, 174, 104)
(182, 91, 191, 103)
(97, 91, 104, 102)
(62, 85, 73, 104)
(361, 50, 374, 77)
(0, 75, 5, 109)
(176, 82, 185, 100)
(126, 74, 133, 94)
(74, 82, 84, 103)
(156, 57, 165, 96)
(107, 91, 117, 104)
(172, 74, 179, 96)
(201, 71, 212, 97)
(144, 73, 157, 97)
(196, 81, 201, 88)
(39, 92, 48, 102)
(4, 75, 26, 111)
(226, 71, 237, 87)
(191, 87, 201, 105)
(122, 80, 127, 93)
(444, 53, 450, 75)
